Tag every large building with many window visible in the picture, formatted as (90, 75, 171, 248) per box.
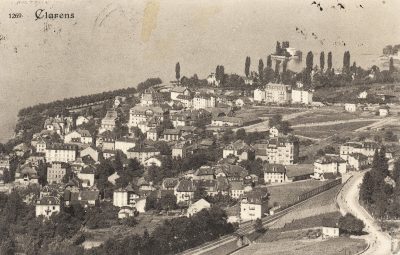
(47, 162, 69, 184)
(255, 137, 299, 165)
(45, 144, 78, 163)
(253, 83, 292, 104)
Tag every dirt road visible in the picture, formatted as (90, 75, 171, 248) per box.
(337, 172, 393, 255)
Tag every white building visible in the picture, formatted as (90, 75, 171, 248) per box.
(344, 103, 357, 112)
(128, 105, 169, 129)
(254, 88, 266, 103)
(322, 227, 340, 239)
(64, 130, 93, 144)
(269, 126, 280, 138)
(358, 91, 368, 99)
(77, 166, 96, 187)
(240, 190, 268, 221)
(174, 179, 196, 204)
(263, 164, 287, 183)
(76, 116, 89, 126)
(170, 87, 191, 101)
(47, 162, 68, 184)
(113, 185, 139, 207)
(36, 196, 61, 218)
(291, 89, 313, 105)
(223, 140, 255, 161)
(207, 73, 220, 87)
(99, 110, 118, 133)
(255, 137, 299, 165)
(118, 207, 136, 219)
(115, 137, 137, 155)
(80, 146, 100, 162)
(312, 155, 346, 180)
(229, 181, 245, 199)
(192, 94, 216, 109)
(187, 199, 211, 217)
(253, 83, 292, 104)
(379, 106, 390, 117)
(340, 141, 380, 163)
(45, 144, 77, 163)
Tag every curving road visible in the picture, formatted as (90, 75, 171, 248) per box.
(337, 172, 393, 255)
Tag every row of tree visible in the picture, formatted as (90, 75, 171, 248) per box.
(360, 147, 400, 218)
(89, 206, 236, 255)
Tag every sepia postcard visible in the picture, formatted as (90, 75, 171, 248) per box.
(0, 0, 399, 254)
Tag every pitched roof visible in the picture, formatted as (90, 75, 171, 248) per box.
(176, 179, 196, 192)
(230, 181, 244, 191)
(263, 164, 286, 174)
(79, 190, 100, 201)
(47, 143, 77, 151)
(195, 166, 214, 176)
(224, 140, 254, 152)
(242, 189, 268, 205)
(163, 129, 181, 135)
(170, 86, 189, 93)
(162, 178, 179, 189)
(315, 155, 346, 164)
(286, 164, 314, 178)
(37, 196, 60, 205)
(214, 164, 248, 179)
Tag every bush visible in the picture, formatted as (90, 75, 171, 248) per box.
(338, 213, 365, 235)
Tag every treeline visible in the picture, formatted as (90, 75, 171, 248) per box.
(383, 44, 400, 56)
(18, 87, 137, 119)
(88, 206, 236, 255)
(359, 147, 400, 219)
(18, 78, 162, 120)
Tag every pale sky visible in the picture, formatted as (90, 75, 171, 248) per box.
(0, 0, 399, 140)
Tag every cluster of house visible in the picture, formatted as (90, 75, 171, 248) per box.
(6, 78, 397, 224)
(344, 102, 390, 117)
(309, 141, 391, 181)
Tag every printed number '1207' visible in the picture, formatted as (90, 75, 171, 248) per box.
(9, 13, 23, 18)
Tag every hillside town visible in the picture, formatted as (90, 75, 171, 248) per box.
(1, 39, 400, 254)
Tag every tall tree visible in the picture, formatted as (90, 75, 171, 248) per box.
(282, 60, 288, 73)
(320, 51, 325, 71)
(267, 55, 272, 68)
(275, 60, 281, 79)
(343, 51, 351, 71)
(175, 62, 180, 81)
(389, 57, 395, 73)
(245, 56, 251, 77)
(327, 52, 333, 70)
(216, 65, 225, 84)
(275, 41, 281, 55)
(306, 51, 314, 71)
(258, 59, 264, 80)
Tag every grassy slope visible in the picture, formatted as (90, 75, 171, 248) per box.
(267, 180, 327, 208)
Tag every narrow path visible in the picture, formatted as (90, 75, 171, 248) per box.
(291, 118, 379, 128)
(337, 171, 392, 255)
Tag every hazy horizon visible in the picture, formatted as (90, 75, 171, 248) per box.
(0, 0, 400, 142)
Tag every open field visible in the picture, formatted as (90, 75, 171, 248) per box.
(293, 121, 377, 139)
(288, 107, 367, 126)
(237, 106, 303, 119)
(281, 211, 342, 231)
(234, 237, 367, 255)
(267, 180, 327, 208)
(270, 184, 341, 229)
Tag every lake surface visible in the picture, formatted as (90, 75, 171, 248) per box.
(0, 0, 398, 143)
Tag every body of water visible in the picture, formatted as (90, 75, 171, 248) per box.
(0, 0, 398, 143)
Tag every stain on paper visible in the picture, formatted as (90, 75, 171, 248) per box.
(141, 0, 160, 42)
